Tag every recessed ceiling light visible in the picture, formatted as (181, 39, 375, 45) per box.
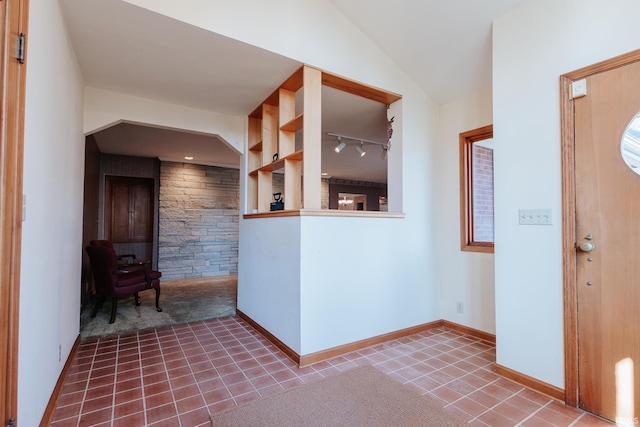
(321, 172, 328, 176)
(184, 156, 194, 160)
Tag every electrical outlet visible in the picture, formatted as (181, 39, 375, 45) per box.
(456, 302, 463, 314)
(519, 208, 553, 225)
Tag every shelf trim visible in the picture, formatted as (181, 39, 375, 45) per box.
(249, 140, 263, 152)
(285, 150, 303, 161)
(321, 70, 402, 105)
(249, 150, 303, 175)
(243, 209, 405, 219)
(280, 113, 304, 133)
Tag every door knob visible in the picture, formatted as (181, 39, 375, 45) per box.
(579, 242, 595, 252)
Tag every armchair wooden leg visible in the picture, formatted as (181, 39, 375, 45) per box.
(90, 294, 104, 318)
(109, 297, 118, 324)
(155, 287, 162, 312)
(134, 292, 141, 306)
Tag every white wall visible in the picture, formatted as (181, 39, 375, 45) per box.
(437, 89, 495, 334)
(123, 0, 411, 95)
(84, 87, 245, 155)
(299, 215, 438, 354)
(493, 0, 640, 388)
(18, 1, 85, 425)
(237, 217, 302, 352)
(133, 0, 441, 353)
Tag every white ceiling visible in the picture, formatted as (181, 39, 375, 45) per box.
(330, 0, 530, 104)
(61, 0, 527, 183)
(92, 123, 242, 169)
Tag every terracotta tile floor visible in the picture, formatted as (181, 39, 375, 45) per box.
(51, 316, 613, 427)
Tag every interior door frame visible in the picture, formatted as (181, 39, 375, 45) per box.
(0, 0, 29, 424)
(561, 49, 640, 408)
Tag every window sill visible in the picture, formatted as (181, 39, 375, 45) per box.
(461, 243, 494, 254)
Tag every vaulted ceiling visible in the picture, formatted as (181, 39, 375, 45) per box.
(60, 0, 528, 182)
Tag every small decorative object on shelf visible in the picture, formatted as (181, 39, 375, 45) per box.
(273, 152, 279, 162)
(270, 192, 284, 211)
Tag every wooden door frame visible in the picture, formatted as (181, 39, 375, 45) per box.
(561, 49, 640, 408)
(0, 0, 29, 425)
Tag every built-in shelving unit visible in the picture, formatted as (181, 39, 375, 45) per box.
(246, 65, 402, 215)
(248, 150, 304, 176)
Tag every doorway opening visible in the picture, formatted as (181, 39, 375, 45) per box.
(80, 123, 241, 338)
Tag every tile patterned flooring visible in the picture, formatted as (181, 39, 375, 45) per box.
(51, 316, 613, 427)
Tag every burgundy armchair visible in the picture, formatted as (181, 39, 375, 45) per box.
(85, 240, 162, 324)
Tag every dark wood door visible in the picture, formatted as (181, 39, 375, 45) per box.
(105, 176, 154, 261)
(574, 59, 640, 423)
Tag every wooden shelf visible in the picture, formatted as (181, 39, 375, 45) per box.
(249, 150, 303, 176)
(280, 113, 303, 133)
(285, 150, 303, 161)
(322, 71, 402, 105)
(248, 68, 304, 119)
(262, 158, 284, 172)
(280, 67, 304, 92)
(249, 140, 263, 152)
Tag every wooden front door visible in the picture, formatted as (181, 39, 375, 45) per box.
(105, 176, 154, 261)
(572, 57, 640, 423)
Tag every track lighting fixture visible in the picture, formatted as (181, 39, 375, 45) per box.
(328, 132, 390, 159)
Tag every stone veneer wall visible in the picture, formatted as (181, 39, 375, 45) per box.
(159, 162, 239, 280)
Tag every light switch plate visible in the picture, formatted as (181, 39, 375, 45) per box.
(519, 208, 552, 225)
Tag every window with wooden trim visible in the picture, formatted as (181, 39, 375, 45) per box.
(460, 125, 494, 253)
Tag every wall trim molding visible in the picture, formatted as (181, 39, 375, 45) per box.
(441, 320, 495, 344)
(494, 363, 565, 402)
(40, 335, 81, 427)
(299, 320, 443, 367)
(236, 310, 301, 365)
(237, 311, 496, 367)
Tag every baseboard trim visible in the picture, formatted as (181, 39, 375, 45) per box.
(299, 320, 443, 367)
(236, 312, 497, 368)
(441, 320, 496, 344)
(40, 335, 81, 427)
(494, 363, 565, 402)
(236, 310, 301, 365)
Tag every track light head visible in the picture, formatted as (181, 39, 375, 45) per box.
(334, 137, 346, 153)
(381, 147, 388, 160)
(355, 142, 366, 157)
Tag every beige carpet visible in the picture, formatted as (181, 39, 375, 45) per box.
(80, 275, 237, 340)
(210, 366, 467, 427)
